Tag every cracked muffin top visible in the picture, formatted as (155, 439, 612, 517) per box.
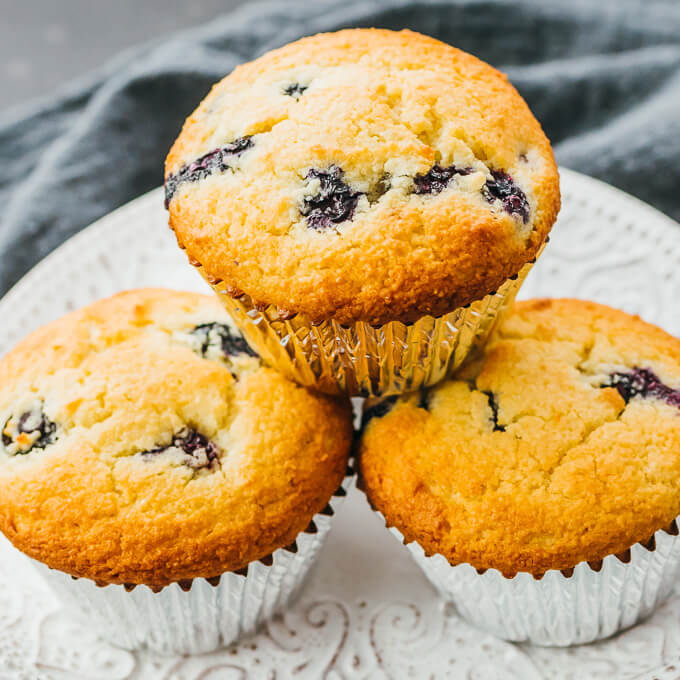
(0, 289, 352, 587)
(165, 29, 560, 325)
(359, 299, 680, 576)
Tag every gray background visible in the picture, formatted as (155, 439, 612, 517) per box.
(0, 0, 246, 112)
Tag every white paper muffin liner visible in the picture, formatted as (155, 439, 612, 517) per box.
(382, 513, 680, 646)
(30, 465, 354, 655)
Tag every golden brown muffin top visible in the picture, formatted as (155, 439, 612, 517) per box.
(360, 299, 680, 576)
(165, 29, 560, 325)
(0, 289, 352, 587)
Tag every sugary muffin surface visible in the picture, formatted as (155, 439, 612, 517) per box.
(165, 29, 560, 325)
(360, 299, 680, 576)
(0, 289, 352, 587)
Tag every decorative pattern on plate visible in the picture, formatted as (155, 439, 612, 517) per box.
(0, 169, 679, 678)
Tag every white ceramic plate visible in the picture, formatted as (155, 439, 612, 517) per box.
(1, 168, 680, 680)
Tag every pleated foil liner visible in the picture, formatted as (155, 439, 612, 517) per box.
(194, 251, 542, 397)
(29, 466, 354, 655)
(383, 515, 680, 647)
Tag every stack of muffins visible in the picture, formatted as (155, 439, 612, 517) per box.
(0, 28, 678, 655)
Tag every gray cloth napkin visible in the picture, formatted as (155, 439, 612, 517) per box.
(1, 0, 678, 294)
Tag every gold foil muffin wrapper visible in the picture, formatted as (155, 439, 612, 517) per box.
(29, 465, 354, 655)
(195, 252, 541, 397)
(378, 509, 680, 646)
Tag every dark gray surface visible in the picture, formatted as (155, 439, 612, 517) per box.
(0, 0, 246, 111)
(0, 0, 679, 295)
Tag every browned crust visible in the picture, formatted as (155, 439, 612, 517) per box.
(0, 289, 353, 587)
(165, 28, 560, 326)
(359, 299, 680, 576)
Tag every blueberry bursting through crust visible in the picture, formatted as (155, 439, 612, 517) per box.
(189, 322, 257, 359)
(284, 83, 307, 99)
(413, 164, 474, 195)
(482, 169, 530, 223)
(300, 166, 363, 231)
(164, 136, 253, 208)
(602, 367, 680, 408)
(415, 164, 530, 223)
(483, 391, 506, 432)
(142, 428, 221, 471)
(2, 404, 58, 456)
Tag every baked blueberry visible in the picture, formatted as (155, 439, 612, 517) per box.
(284, 83, 307, 99)
(164, 136, 253, 208)
(602, 367, 680, 408)
(2, 403, 58, 456)
(189, 322, 257, 360)
(413, 164, 473, 195)
(482, 169, 530, 223)
(142, 428, 220, 471)
(483, 391, 506, 432)
(300, 166, 362, 231)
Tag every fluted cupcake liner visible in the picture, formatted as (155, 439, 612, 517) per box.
(380, 511, 680, 646)
(30, 463, 355, 655)
(193, 248, 543, 397)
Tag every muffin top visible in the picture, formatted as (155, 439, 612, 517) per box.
(165, 29, 560, 325)
(0, 289, 352, 588)
(360, 299, 680, 576)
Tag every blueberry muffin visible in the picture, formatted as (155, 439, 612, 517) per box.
(0, 289, 353, 652)
(164, 28, 560, 396)
(360, 299, 680, 644)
